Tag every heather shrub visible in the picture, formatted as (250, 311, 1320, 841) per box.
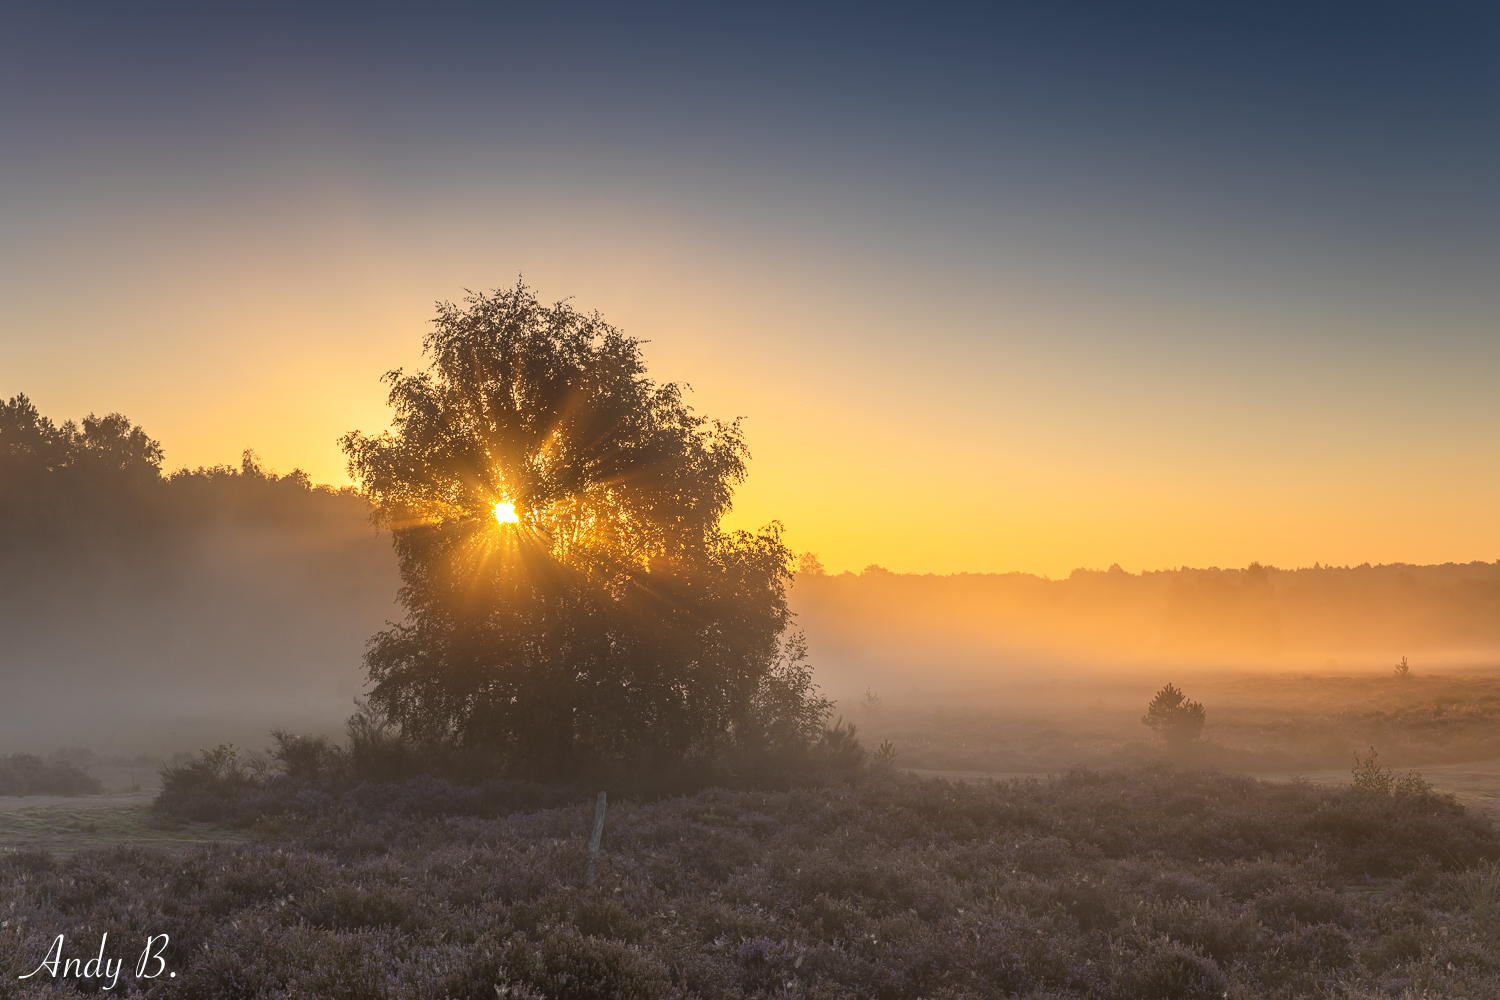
(1441, 858, 1500, 938)
(1009, 835, 1079, 877)
(1114, 939, 1227, 1000)
(499, 927, 678, 1000)
(1137, 898, 1259, 962)
(1363, 924, 1426, 969)
(1213, 857, 1302, 900)
(1428, 934, 1500, 973)
(1253, 882, 1350, 930)
(3, 764, 1495, 999)
(1273, 921, 1353, 967)
(294, 881, 431, 932)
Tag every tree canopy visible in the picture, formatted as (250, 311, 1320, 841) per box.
(0, 394, 165, 549)
(340, 283, 827, 773)
(0, 394, 371, 569)
(1, 393, 164, 480)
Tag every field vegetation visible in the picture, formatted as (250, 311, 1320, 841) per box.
(3, 759, 1499, 999)
(856, 671, 1500, 776)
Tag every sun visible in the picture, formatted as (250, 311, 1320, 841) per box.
(493, 500, 519, 525)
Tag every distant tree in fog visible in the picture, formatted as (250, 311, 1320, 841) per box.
(1141, 683, 1206, 746)
(340, 282, 829, 774)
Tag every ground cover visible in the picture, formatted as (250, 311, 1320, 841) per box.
(2, 765, 1498, 999)
(0, 796, 248, 856)
(854, 671, 1500, 776)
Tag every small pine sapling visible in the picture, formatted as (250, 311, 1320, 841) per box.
(1141, 683, 1206, 747)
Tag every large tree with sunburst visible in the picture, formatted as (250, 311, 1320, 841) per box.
(340, 283, 829, 773)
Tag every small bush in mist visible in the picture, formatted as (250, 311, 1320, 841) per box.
(1395, 655, 1414, 679)
(1352, 745, 1431, 797)
(1142, 682, 1207, 747)
(0, 753, 101, 796)
(153, 744, 261, 821)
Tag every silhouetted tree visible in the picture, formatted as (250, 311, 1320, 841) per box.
(0, 394, 163, 480)
(0, 394, 165, 548)
(797, 551, 826, 576)
(340, 282, 828, 773)
(1142, 682, 1206, 747)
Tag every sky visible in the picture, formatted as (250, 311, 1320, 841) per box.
(2, 2, 1497, 577)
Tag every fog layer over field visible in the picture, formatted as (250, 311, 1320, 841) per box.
(0, 464, 398, 755)
(797, 560, 1500, 706)
(5, 467, 1499, 759)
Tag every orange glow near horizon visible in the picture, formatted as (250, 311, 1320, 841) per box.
(6, 194, 1499, 580)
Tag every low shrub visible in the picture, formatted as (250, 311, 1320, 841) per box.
(1114, 939, 1227, 1000)
(0, 753, 102, 796)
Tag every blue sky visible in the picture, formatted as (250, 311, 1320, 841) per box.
(3, 2, 1497, 574)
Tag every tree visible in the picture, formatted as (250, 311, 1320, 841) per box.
(1141, 683, 1206, 747)
(340, 283, 828, 773)
(0, 394, 164, 549)
(0, 394, 163, 480)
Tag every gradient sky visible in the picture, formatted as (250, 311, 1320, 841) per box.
(2, 3, 1497, 577)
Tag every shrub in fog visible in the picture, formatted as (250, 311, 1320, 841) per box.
(153, 744, 263, 821)
(0, 753, 101, 795)
(1142, 682, 1207, 746)
(1352, 745, 1432, 797)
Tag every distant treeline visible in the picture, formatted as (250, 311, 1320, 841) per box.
(793, 560, 1500, 680)
(0, 393, 366, 556)
(0, 394, 397, 754)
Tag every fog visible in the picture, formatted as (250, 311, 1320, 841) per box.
(6, 495, 1499, 761)
(793, 561, 1500, 708)
(0, 475, 398, 756)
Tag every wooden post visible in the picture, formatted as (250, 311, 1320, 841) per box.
(586, 791, 607, 885)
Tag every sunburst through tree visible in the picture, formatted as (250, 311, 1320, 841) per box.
(340, 282, 830, 774)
